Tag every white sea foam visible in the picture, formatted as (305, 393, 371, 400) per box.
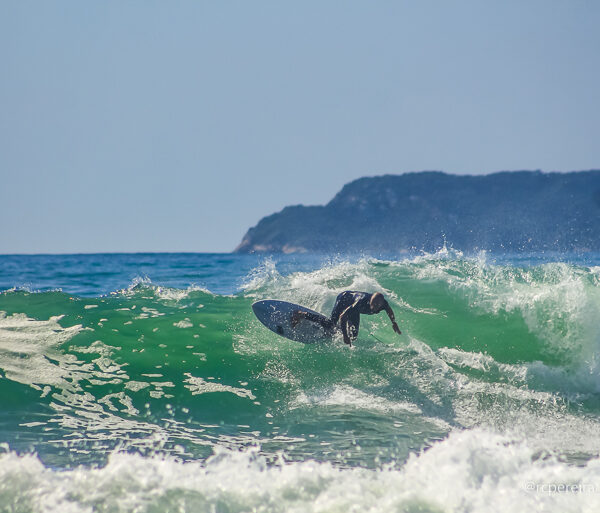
(184, 372, 256, 400)
(0, 312, 204, 452)
(117, 277, 214, 301)
(291, 384, 422, 415)
(0, 312, 85, 388)
(1, 429, 599, 513)
(173, 318, 194, 328)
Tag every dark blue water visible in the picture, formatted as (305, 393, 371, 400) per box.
(3, 251, 600, 297)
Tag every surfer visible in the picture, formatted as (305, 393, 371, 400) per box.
(291, 291, 401, 346)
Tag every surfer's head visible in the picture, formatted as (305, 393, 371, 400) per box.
(369, 292, 387, 313)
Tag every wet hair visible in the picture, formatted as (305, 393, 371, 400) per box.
(370, 292, 387, 312)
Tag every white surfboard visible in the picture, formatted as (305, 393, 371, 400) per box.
(252, 300, 332, 343)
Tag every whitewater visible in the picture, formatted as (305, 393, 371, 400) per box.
(1, 250, 600, 512)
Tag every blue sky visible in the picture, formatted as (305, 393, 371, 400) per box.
(1, 1, 599, 253)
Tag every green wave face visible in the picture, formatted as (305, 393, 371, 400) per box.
(1, 254, 600, 471)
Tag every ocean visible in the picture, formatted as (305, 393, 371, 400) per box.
(1, 250, 600, 512)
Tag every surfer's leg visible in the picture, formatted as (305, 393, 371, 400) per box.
(346, 316, 360, 341)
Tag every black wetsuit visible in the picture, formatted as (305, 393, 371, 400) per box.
(297, 291, 376, 340)
(330, 291, 374, 339)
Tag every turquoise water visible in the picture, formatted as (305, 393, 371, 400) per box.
(1, 251, 600, 512)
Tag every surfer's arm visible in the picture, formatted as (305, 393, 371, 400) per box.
(291, 310, 330, 329)
(385, 304, 401, 335)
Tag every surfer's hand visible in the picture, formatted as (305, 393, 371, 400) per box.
(392, 322, 401, 335)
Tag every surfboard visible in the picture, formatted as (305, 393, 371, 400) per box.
(252, 300, 332, 343)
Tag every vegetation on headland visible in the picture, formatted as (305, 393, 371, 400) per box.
(235, 170, 600, 254)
